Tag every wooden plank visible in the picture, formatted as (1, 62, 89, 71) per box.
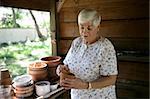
(63, 0, 149, 8)
(0, 0, 51, 11)
(110, 38, 149, 51)
(60, 0, 149, 21)
(50, 0, 57, 56)
(58, 40, 72, 55)
(118, 62, 149, 81)
(58, 38, 149, 55)
(116, 81, 149, 98)
(60, 19, 149, 38)
(60, 22, 79, 37)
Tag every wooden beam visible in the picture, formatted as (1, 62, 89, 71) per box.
(0, 0, 51, 11)
(57, 0, 66, 13)
(60, 0, 149, 21)
(50, 0, 58, 56)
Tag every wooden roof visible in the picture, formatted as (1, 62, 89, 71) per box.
(0, 0, 59, 11)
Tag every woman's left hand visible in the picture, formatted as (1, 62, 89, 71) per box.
(61, 77, 88, 89)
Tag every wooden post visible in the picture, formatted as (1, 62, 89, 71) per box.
(50, 0, 57, 56)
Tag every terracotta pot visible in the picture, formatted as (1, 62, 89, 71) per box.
(28, 62, 49, 82)
(0, 69, 12, 85)
(28, 62, 47, 70)
(15, 91, 33, 98)
(40, 56, 61, 67)
(40, 56, 62, 82)
(12, 84, 34, 91)
(0, 78, 12, 85)
(14, 86, 34, 94)
(31, 73, 48, 81)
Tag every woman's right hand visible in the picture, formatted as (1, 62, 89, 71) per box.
(56, 64, 69, 76)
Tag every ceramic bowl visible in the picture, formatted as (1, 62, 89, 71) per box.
(35, 81, 50, 96)
(50, 83, 59, 91)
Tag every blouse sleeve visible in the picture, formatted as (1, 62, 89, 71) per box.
(100, 41, 118, 76)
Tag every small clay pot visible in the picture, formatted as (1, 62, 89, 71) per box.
(0, 69, 12, 85)
(40, 56, 61, 67)
(28, 62, 49, 82)
(0, 78, 12, 85)
(60, 72, 75, 81)
(28, 62, 47, 70)
(40, 56, 62, 82)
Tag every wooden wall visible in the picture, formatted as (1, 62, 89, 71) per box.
(58, 0, 149, 55)
(116, 61, 149, 98)
(58, 0, 149, 98)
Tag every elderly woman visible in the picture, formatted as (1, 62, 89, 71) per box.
(57, 8, 118, 99)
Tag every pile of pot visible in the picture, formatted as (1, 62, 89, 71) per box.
(12, 75, 34, 98)
(0, 67, 13, 98)
(0, 85, 12, 99)
(27, 62, 49, 82)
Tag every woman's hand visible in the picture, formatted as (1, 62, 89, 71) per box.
(61, 77, 88, 89)
(56, 64, 69, 76)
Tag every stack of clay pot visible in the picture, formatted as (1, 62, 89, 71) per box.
(0, 68, 12, 85)
(28, 62, 49, 82)
(40, 56, 62, 82)
(12, 75, 34, 98)
(0, 85, 12, 99)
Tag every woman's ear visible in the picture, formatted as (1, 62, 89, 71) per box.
(97, 25, 100, 31)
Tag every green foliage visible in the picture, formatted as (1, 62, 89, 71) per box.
(0, 7, 50, 29)
(0, 13, 14, 28)
(6, 64, 27, 78)
(0, 39, 51, 78)
(15, 9, 23, 20)
(0, 8, 23, 28)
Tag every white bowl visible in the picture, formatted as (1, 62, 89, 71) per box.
(35, 81, 50, 96)
(50, 83, 59, 91)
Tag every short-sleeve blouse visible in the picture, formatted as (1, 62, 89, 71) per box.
(63, 37, 118, 99)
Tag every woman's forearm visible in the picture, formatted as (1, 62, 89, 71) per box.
(89, 75, 117, 89)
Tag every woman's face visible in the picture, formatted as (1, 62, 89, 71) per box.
(79, 21, 99, 44)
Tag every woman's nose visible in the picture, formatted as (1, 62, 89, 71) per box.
(82, 28, 88, 34)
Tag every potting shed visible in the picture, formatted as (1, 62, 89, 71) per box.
(0, 0, 149, 98)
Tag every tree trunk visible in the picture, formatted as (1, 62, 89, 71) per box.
(12, 8, 17, 28)
(29, 10, 44, 40)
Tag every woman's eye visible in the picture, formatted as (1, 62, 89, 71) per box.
(87, 27, 92, 31)
(81, 27, 84, 29)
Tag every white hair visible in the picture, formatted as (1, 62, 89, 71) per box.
(78, 9, 101, 27)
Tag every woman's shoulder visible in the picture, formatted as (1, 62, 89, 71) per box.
(72, 37, 82, 45)
(101, 37, 115, 48)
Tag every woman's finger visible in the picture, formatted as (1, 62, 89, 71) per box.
(65, 78, 76, 82)
(61, 80, 72, 88)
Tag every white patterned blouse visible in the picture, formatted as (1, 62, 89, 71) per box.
(63, 37, 118, 99)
